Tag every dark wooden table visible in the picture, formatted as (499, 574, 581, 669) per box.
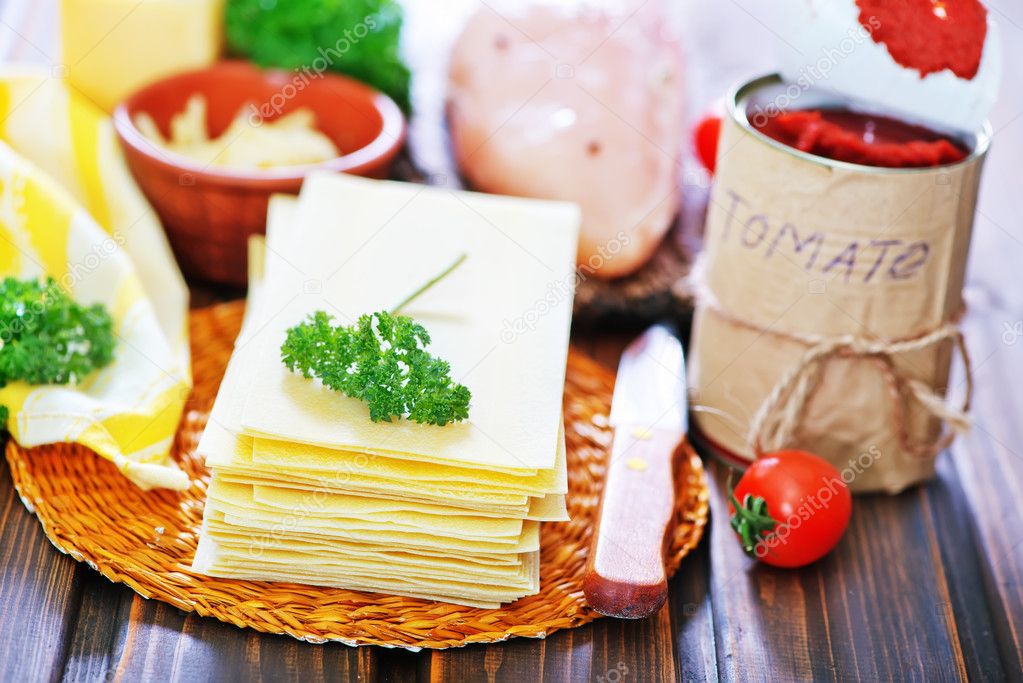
(2, 1, 1022, 681)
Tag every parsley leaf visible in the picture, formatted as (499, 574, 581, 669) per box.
(0, 277, 117, 425)
(280, 254, 471, 426)
(281, 310, 471, 426)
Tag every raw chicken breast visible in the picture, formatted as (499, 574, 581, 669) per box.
(447, 0, 686, 278)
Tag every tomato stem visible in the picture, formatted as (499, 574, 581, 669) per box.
(728, 486, 779, 559)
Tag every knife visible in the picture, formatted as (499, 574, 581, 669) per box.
(583, 325, 687, 619)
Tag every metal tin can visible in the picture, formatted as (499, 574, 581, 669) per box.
(688, 74, 990, 493)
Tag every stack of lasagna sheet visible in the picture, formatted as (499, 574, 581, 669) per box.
(192, 173, 580, 607)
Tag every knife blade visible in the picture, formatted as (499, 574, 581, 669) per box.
(583, 324, 687, 619)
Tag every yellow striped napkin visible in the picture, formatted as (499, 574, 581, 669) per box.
(0, 70, 191, 490)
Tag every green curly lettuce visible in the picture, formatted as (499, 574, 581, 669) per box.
(225, 0, 412, 111)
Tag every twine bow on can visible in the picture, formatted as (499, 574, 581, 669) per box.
(700, 293, 973, 460)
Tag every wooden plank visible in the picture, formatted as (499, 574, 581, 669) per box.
(425, 621, 626, 683)
(933, 20, 1023, 677)
(668, 541, 718, 681)
(426, 624, 601, 683)
(60, 569, 134, 683)
(703, 455, 991, 682)
(398, 580, 698, 683)
(925, 455, 1008, 679)
(375, 650, 429, 682)
(58, 573, 379, 682)
(947, 307, 1023, 676)
(0, 457, 85, 682)
(587, 605, 677, 683)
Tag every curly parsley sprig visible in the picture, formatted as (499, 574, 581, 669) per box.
(0, 277, 117, 424)
(280, 255, 471, 426)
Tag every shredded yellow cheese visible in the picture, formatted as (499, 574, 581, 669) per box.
(135, 94, 340, 169)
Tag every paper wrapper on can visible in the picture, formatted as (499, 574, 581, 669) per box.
(689, 89, 986, 494)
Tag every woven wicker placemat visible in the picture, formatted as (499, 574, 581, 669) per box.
(4, 302, 709, 649)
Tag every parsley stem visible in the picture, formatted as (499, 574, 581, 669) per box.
(390, 252, 467, 315)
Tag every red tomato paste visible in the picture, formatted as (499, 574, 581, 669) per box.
(856, 0, 988, 79)
(752, 109, 967, 168)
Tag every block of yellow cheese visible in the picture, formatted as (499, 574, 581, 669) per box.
(61, 0, 224, 112)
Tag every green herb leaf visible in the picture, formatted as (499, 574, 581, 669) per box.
(281, 310, 471, 426)
(0, 277, 117, 426)
(225, 0, 412, 111)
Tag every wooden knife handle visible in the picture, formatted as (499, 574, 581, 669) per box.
(583, 427, 679, 619)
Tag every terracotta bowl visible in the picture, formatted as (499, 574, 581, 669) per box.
(113, 61, 406, 286)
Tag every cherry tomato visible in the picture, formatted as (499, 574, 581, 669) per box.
(728, 450, 851, 568)
(693, 114, 722, 174)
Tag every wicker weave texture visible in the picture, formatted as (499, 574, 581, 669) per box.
(5, 302, 709, 649)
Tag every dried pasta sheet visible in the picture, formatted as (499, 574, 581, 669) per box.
(240, 173, 580, 472)
(193, 176, 579, 607)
